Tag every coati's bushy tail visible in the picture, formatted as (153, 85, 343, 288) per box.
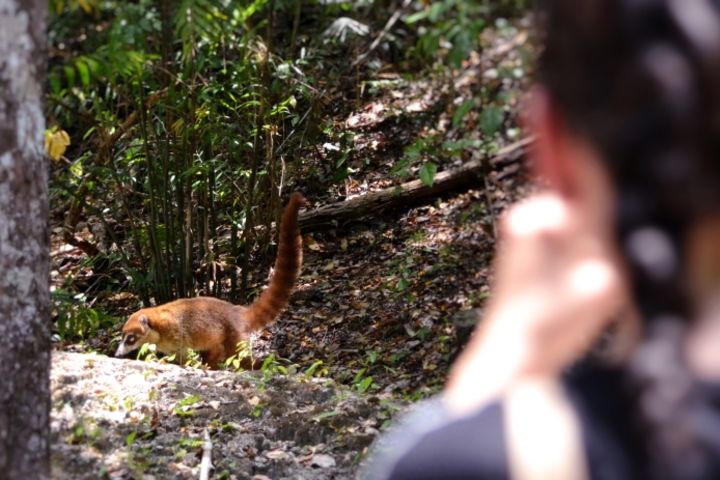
(245, 192, 305, 330)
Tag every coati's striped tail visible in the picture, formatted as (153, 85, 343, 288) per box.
(245, 192, 305, 330)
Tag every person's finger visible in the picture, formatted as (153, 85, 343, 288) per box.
(566, 258, 620, 304)
(501, 194, 570, 240)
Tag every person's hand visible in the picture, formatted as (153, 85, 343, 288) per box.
(444, 193, 629, 415)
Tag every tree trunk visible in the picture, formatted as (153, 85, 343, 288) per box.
(0, 1, 50, 478)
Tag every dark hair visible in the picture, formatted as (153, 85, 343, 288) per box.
(539, 0, 720, 478)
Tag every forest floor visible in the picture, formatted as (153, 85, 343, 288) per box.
(52, 351, 397, 479)
(51, 15, 534, 479)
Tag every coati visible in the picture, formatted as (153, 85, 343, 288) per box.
(115, 193, 305, 368)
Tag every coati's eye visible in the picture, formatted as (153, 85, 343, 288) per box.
(126, 335, 136, 344)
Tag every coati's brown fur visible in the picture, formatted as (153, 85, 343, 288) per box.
(115, 193, 305, 368)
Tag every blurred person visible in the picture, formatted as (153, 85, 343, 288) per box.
(364, 0, 720, 478)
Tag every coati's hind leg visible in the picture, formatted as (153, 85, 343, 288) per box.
(200, 346, 227, 369)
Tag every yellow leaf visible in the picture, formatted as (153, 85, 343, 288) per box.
(45, 129, 71, 162)
(171, 118, 185, 136)
(305, 234, 322, 251)
(78, 0, 93, 13)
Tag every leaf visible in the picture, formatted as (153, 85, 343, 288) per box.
(45, 129, 71, 162)
(419, 162, 437, 187)
(75, 60, 90, 88)
(449, 30, 472, 68)
(428, 2, 445, 22)
(78, 0, 94, 13)
(480, 106, 504, 136)
(357, 376, 373, 393)
(452, 100, 476, 128)
(177, 394, 201, 406)
(313, 410, 341, 422)
(353, 368, 367, 384)
(405, 10, 429, 24)
(418, 30, 441, 59)
(304, 360, 324, 377)
(49, 73, 61, 94)
(63, 65, 76, 87)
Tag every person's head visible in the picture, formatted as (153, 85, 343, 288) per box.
(528, 0, 720, 477)
(530, 0, 720, 298)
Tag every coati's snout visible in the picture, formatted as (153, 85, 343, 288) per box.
(115, 314, 151, 357)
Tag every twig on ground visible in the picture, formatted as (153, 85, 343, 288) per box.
(352, 0, 412, 67)
(199, 428, 212, 480)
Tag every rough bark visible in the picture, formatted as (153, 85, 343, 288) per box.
(298, 137, 531, 232)
(0, 0, 50, 478)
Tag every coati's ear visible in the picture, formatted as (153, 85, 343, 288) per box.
(139, 315, 148, 326)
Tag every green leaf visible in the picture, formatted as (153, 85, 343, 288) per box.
(313, 410, 341, 422)
(418, 30, 441, 59)
(448, 27, 475, 68)
(63, 65, 76, 87)
(357, 376, 373, 393)
(304, 360, 324, 377)
(428, 2, 445, 22)
(419, 162, 437, 187)
(443, 138, 483, 155)
(178, 394, 201, 407)
(452, 100, 476, 128)
(75, 60, 90, 88)
(49, 74, 61, 94)
(480, 106, 504, 136)
(405, 10, 429, 24)
(353, 368, 367, 384)
(366, 350, 379, 364)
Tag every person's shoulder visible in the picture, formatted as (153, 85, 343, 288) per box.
(362, 397, 509, 480)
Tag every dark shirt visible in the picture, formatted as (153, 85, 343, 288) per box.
(364, 369, 647, 480)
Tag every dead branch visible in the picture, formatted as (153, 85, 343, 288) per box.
(298, 137, 532, 232)
(199, 428, 212, 480)
(352, 0, 413, 67)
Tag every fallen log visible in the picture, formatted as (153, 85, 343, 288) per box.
(298, 137, 532, 232)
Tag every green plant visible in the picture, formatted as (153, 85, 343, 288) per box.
(384, 254, 416, 296)
(136, 343, 160, 362)
(135, 342, 202, 368)
(352, 367, 373, 393)
(404, 0, 487, 69)
(260, 353, 288, 381)
(313, 410, 342, 422)
(222, 339, 254, 371)
(177, 436, 204, 449)
(392, 134, 441, 181)
(250, 404, 265, 417)
(126, 445, 152, 477)
(52, 289, 116, 340)
(68, 418, 103, 446)
(48, 0, 319, 306)
(303, 359, 328, 378)
(376, 398, 404, 430)
(173, 394, 202, 417)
